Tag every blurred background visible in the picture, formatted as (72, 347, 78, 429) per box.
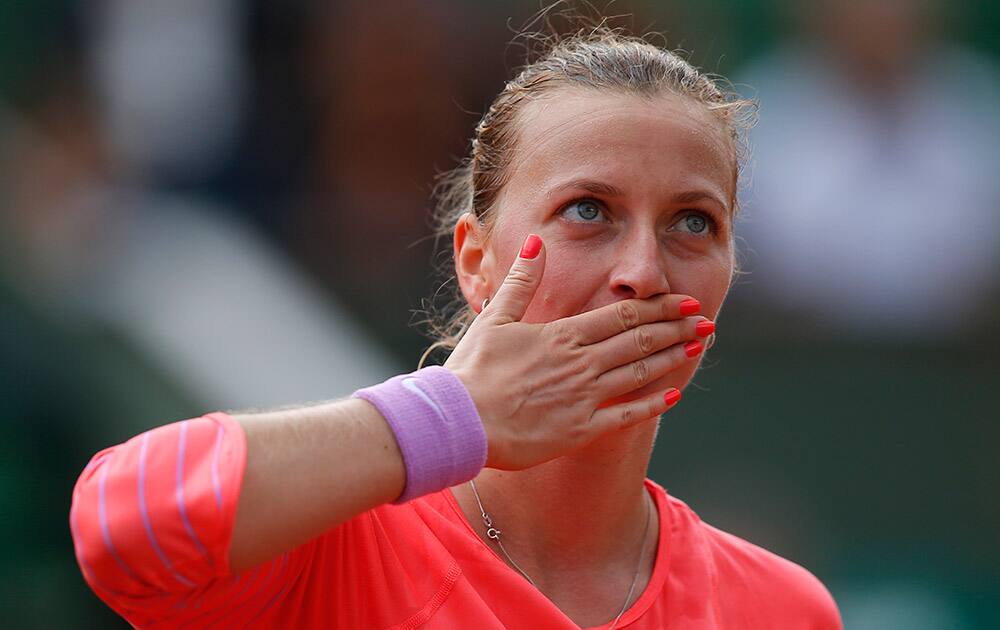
(1, 0, 997, 627)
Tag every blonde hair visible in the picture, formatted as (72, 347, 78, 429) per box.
(418, 22, 756, 366)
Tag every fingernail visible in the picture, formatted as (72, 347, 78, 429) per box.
(679, 298, 701, 316)
(664, 388, 682, 406)
(684, 341, 704, 358)
(695, 321, 715, 337)
(519, 234, 542, 259)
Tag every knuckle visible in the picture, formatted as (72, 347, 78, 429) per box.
(661, 296, 672, 319)
(631, 359, 650, 387)
(615, 301, 640, 332)
(567, 421, 588, 443)
(567, 356, 589, 377)
(647, 398, 660, 419)
(619, 405, 635, 428)
(547, 321, 579, 347)
(504, 265, 535, 289)
(633, 326, 654, 354)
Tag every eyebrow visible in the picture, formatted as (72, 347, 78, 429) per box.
(550, 178, 727, 209)
(551, 179, 624, 197)
(670, 190, 727, 209)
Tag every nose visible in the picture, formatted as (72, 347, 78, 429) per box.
(608, 230, 671, 300)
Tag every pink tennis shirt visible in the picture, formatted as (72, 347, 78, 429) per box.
(70, 412, 842, 628)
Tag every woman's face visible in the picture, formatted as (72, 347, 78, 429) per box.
(459, 89, 736, 399)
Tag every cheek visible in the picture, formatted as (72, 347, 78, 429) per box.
(666, 249, 733, 319)
(522, 243, 606, 324)
(521, 269, 594, 323)
(489, 234, 607, 324)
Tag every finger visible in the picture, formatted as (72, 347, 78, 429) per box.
(486, 234, 545, 324)
(594, 339, 703, 400)
(589, 387, 682, 435)
(589, 316, 713, 373)
(566, 294, 702, 345)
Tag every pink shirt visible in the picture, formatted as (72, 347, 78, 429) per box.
(70, 412, 842, 628)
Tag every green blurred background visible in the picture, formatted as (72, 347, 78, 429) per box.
(2, 1, 998, 627)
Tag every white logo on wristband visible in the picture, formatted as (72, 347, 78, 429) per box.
(402, 378, 450, 424)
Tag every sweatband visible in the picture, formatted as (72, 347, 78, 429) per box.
(352, 366, 487, 504)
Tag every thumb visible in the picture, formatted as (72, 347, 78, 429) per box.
(485, 234, 545, 323)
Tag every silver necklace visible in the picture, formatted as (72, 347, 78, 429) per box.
(468, 479, 653, 630)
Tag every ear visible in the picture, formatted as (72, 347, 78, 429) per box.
(454, 213, 493, 314)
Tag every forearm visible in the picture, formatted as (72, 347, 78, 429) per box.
(228, 398, 405, 572)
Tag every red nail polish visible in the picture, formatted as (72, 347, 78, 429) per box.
(519, 234, 542, 259)
(664, 388, 682, 406)
(684, 341, 703, 357)
(679, 298, 701, 316)
(695, 321, 715, 337)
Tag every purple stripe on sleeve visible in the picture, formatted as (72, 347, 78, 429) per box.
(138, 432, 196, 588)
(98, 461, 140, 582)
(175, 421, 210, 563)
(71, 498, 132, 598)
(211, 424, 224, 512)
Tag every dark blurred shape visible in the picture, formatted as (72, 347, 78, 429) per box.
(87, 0, 244, 184)
(282, 0, 493, 358)
(733, 0, 1000, 341)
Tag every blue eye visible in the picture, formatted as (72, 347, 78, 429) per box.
(677, 212, 712, 235)
(562, 199, 607, 223)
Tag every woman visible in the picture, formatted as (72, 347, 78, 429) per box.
(70, 28, 842, 629)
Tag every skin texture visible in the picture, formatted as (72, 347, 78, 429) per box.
(450, 88, 736, 626)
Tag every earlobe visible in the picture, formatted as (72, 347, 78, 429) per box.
(454, 213, 491, 313)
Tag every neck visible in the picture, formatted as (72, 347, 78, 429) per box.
(455, 418, 659, 581)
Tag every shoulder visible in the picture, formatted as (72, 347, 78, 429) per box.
(665, 493, 843, 630)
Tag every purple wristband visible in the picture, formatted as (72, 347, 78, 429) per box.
(352, 366, 487, 503)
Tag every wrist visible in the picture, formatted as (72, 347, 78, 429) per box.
(353, 366, 487, 503)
